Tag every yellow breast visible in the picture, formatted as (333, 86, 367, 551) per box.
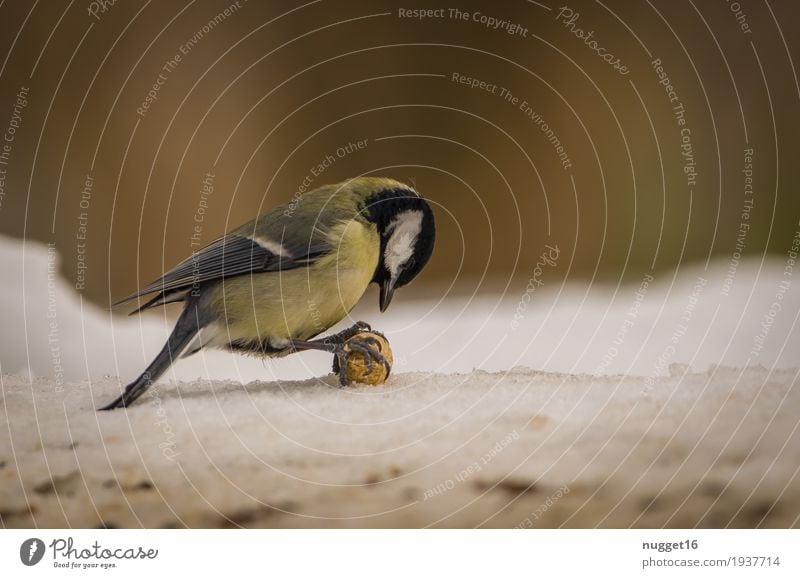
(207, 219, 379, 348)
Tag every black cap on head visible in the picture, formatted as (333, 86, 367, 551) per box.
(363, 186, 436, 311)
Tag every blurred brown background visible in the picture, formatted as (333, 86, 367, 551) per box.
(0, 0, 797, 305)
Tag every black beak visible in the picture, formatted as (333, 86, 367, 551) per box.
(379, 278, 397, 312)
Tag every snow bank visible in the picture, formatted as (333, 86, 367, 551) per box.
(1, 366, 797, 528)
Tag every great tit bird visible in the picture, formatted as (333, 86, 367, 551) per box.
(99, 177, 435, 410)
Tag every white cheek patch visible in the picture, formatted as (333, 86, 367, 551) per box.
(385, 210, 423, 277)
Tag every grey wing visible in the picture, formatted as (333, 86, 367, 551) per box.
(114, 231, 329, 313)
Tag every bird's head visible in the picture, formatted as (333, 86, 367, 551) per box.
(360, 180, 436, 312)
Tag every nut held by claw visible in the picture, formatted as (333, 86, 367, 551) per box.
(344, 332, 393, 385)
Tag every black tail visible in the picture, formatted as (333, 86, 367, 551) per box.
(98, 305, 205, 410)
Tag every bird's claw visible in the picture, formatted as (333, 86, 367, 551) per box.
(338, 320, 372, 342)
(324, 321, 373, 350)
(332, 334, 391, 386)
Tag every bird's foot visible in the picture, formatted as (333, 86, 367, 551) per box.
(332, 333, 391, 386)
(290, 322, 385, 386)
(321, 321, 372, 347)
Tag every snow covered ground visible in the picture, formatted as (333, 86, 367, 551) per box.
(1, 236, 798, 527)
